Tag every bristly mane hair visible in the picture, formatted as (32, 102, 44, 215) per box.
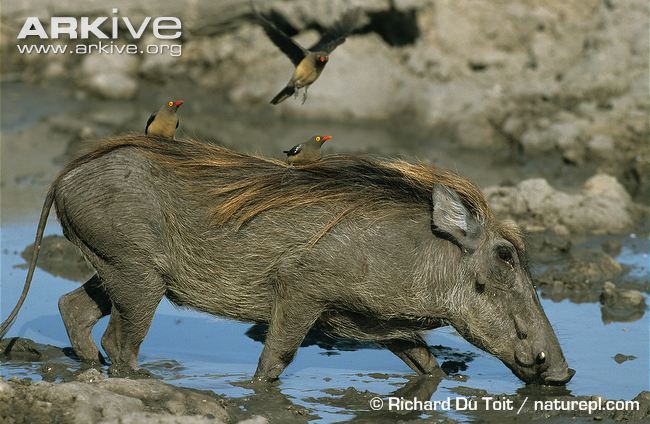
(60, 135, 524, 251)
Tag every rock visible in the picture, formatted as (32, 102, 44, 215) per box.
(613, 353, 636, 364)
(237, 417, 269, 424)
(139, 35, 183, 80)
(97, 379, 229, 420)
(613, 391, 650, 421)
(562, 175, 634, 233)
(549, 122, 582, 151)
(80, 50, 139, 76)
(525, 232, 572, 263)
(20, 235, 94, 282)
(601, 239, 622, 256)
(44, 61, 66, 79)
(485, 173, 636, 234)
(546, 253, 623, 284)
(3, 380, 145, 424)
(80, 53, 140, 100)
(0, 337, 69, 362)
(76, 369, 105, 383)
(99, 412, 221, 424)
(518, 178, 573, 214)
(0, 377, 230, 424)
(600, 281, 646, 309)
(587, 134, 615, 160)
(600, 281, 647, 323)
(583, 173, 631, 202)
(454, 112, 500, 148)
(520, 129, 553, 153)
(0, 379, 14, 397)
(84, 73, 139, 100)
(484, 185, 528, 217)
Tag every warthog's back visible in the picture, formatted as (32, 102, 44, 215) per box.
(55, 134, 494, 227)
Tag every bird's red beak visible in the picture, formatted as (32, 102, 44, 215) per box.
(322, 135, 332, 142)
(173, 100, 184, 107)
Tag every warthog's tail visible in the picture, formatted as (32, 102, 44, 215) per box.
(0, 185, 55, 338)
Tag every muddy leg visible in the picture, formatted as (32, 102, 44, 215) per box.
(99, 267, 165, 375)
(58, 274, 111, 364)
(101, 309, 123, 363)
(253, 298, 322, 382)
(384, 335, 443, 376)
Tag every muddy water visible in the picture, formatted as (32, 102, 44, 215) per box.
(1, 81, 649, 422)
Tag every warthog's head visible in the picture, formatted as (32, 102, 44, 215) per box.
(430, 184, 574, 385)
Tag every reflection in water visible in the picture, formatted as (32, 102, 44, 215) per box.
(246, 323, 478, 376)
(233, 373, 444, 423)
(600, 306, 646, 324)
(246, 322, 381, 351)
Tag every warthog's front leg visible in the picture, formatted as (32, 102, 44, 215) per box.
(383, 335, 443, 376)
(253, 296, 322, 382)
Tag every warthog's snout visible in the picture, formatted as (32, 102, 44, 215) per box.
(512, 336, 575, 385)
(541, 366, 576, 385)
(511, 356, 575, 385)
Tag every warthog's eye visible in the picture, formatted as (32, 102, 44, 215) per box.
(496, 245, 515, 266)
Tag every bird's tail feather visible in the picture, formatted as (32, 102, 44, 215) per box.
(270, 85, 295, 105)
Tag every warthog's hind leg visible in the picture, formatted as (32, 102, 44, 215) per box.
(58, 274, 112, 364)
(100, 265, 165, 375)
(101, 308, 123, 363)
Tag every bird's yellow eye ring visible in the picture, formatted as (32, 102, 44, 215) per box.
(168, 101, 174, 107)
(315, 136, 321, 142)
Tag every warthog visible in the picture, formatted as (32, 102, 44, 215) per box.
(0, 135, 574, 384)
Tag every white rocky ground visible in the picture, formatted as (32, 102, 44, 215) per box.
(2, 0, 647, 229)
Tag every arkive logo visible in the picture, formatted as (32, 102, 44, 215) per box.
(17, 8, 182, 40)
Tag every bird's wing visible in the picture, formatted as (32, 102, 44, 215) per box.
(309, 8, 361, 53)
(176, 118, 179, 129)
(283, 143, 304, 156)
(253, 3, 306, 66)
(145, 112, 156, 134)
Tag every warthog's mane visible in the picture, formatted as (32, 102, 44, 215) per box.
(61, 135, 524, 250)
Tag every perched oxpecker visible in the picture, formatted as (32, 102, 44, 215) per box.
(145, 100, 184, 139)
(253, 4, 360, 105)
(284, 135, 332, 165)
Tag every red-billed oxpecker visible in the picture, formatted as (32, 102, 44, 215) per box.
(284, 135, 332, 165)
(252, 4, 361, 105)
(145, 100, 184, 140)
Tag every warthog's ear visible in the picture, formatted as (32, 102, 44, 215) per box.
(431, 183, 482, 252)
